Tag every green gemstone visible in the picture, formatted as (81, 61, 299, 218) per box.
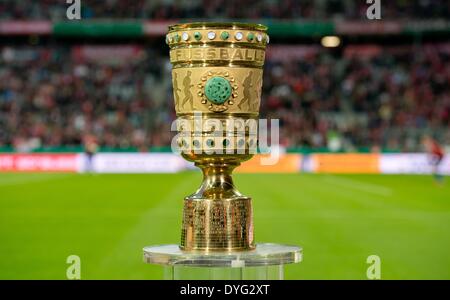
(220, 31, 229, 40)
(247, 32, 255, 41)
(204, 76, 232, 105)
(194, 31, 202, 41)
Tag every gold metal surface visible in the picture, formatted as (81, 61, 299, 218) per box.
(172, 68, 263, 113)
(168, 22, 268, 32)
(170, 48, 266, 66)
(168, 22, 268, 251)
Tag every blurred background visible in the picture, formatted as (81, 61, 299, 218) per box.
(0, 0, 448, 153)
(0, 0, 449, 280)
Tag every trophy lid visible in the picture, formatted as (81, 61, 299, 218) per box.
(168, 22, 268, 33)
(166, 22, 269, 48)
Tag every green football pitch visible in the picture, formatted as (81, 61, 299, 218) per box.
(0, 172, 449, 279)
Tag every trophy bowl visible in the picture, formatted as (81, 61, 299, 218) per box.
(167, 22, 269, 251)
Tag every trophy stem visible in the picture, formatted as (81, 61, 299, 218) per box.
(180, 161, 255, 251)
(195, 161, 241, 199)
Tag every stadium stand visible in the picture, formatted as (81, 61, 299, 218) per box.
(1, 44, 448, 152)
(0, 0, 449, 153)
(0, 0, 448, 20)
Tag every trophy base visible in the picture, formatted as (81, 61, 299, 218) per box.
(143, 243, 302, 280)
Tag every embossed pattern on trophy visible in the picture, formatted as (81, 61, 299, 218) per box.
(167, 23, 268, 251)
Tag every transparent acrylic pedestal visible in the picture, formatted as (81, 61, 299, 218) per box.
(143, 243, 302, 280)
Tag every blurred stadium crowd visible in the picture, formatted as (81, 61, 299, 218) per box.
(0, 0, 448, 20)
(1, 43, 448, 152)
(0, 0, 449, 153)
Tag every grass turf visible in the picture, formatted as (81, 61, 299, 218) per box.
(0, 172, 449, 279)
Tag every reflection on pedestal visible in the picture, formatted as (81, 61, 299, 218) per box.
(143, 243, 302, 280)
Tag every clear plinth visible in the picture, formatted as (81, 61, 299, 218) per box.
(143, 243, 302, 280)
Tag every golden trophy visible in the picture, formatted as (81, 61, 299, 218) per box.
(144, 22, 301, 280)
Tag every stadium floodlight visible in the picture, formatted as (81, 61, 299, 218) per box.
(143, 22, 301, 280)
(321, 36, 341, 48)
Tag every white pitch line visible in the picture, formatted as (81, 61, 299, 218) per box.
(0, 173, 72, 187)
(96, 174, 197, 275)
(322, 175, 393, 197)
